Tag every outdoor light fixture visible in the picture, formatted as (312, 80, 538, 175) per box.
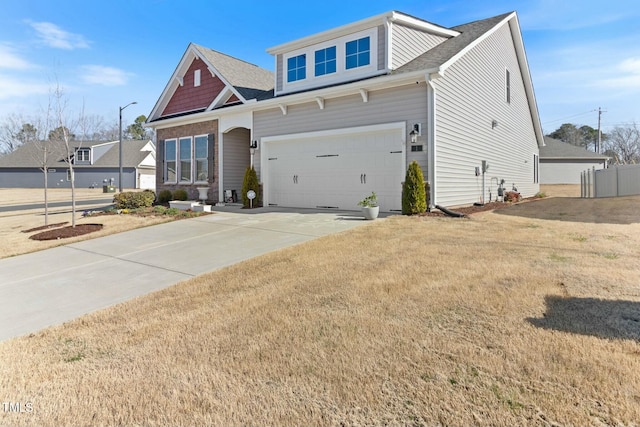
(119, 101, 138, 192)
(409, 123, 422, 143)
(491, 119, 499, 129)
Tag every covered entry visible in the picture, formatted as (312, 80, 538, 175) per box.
(262, 122, 406, 211)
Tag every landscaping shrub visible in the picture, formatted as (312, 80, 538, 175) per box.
(173, 189, 188, 201)
(157, 189, 172, 204)
(241, 166, 260, 208)
(113, 190, 156, 209)
(402, 161, 427, 215)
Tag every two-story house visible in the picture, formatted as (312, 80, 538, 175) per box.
(146, 10, 544, 210)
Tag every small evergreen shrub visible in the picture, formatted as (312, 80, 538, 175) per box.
(173, 189, 188, 201)
(153, 205, 168, 214)
(113, 191, 156, 209)
(241, 166, 260, 208)
(402, 161, 427, 215)
(157, 189, 172, 204)
(165, 207, 181, 215)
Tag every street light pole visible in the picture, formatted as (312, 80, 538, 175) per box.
(119, 101, 138, 192)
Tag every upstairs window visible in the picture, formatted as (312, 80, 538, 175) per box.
(346, 37, 370, 70)
(75, 148, 90, 163)
(287, 54, 306, 82)
(194, 69, 201, 87)
(315, 46, 336, 76)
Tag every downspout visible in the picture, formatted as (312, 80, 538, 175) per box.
(218, 128, 224, 204)
(425, 71, 442, 209)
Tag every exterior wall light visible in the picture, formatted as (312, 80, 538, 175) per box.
(409, 123, 421, 143)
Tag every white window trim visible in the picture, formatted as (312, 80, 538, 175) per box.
(280, 27, 378, 94)
(194, 69, 201, 87)
(194, 134, 209, 184)
(179, 136, 193, 184)
(164, 138, 178, 184)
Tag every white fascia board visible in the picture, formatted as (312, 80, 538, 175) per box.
(389, 11, 459, 37)
(267, 11, 391, 55)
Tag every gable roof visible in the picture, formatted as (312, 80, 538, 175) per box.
(0, 140, 154, 169)
(148, 43, 274, 121)
(540, 136, 610, 160)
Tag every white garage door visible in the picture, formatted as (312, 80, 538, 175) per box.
(263, 124, 405, 212)
(139, 173, 156, 190)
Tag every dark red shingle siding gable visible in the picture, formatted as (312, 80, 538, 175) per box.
(162, 58, 226, 116)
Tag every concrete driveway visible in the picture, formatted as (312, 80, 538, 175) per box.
(0, 207, 376, 341)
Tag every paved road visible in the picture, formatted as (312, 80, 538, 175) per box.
(0, 198, 114, 213)
(0, 207, 374, 341)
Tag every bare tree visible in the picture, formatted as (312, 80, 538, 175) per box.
(0, 113, 30, 154)
(604, 123, 640, 164)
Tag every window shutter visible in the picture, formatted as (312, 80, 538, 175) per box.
(158, 139, 165, 181)
(208, 133, 215, 182)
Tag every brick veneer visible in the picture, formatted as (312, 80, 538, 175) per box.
(157, 119, 219, 203)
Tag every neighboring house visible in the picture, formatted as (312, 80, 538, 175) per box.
(0, 139, 156, 190)
(147, 10, 544, 210)
(539, 136, 609, 184)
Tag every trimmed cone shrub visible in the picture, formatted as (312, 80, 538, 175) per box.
(402, 161, 427, 215)
(241, 166, 260, 208)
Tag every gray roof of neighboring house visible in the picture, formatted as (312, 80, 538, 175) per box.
(540, 136, 609, 160)
(0, 140, 153, 168)
(191, 43, 275, 101)
(395, 13, 512, 74)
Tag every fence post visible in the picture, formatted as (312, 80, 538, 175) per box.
(581, 171, 585, 198)
(592, 166, 597, 198)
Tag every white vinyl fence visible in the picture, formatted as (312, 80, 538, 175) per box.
(581, 164, 640, 198)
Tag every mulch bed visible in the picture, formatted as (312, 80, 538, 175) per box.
(29, 224, 103, 241)
(22, 222, 69, 233)
(422, 200, 532, 217)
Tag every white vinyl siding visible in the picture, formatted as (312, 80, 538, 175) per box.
(254, 83, 428, 178)
(391, 24, 448, 69)
(433, 23, 539, 207)
(222, 128, 250, 195)
(540, 159, 607, 184)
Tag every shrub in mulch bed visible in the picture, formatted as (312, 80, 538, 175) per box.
(29, 224, 103, 241)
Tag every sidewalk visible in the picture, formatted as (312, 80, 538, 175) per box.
(0, 207, 371, 341)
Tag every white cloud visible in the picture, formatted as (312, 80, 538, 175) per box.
(0, 73, 50, 99)
(80, 65, 132, 86)
(0, 44, 33, 70)
(602, 58, 640, 89)
(28, 21, 90, 50)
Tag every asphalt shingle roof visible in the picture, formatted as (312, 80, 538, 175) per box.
(191, 43, 274, 101)
(540, 136, 609, 159)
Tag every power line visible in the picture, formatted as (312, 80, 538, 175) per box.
(542, 109, 598, 125)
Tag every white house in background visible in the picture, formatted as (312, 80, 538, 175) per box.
(539, 136, 609, 184)
(146, 10, 544, 210)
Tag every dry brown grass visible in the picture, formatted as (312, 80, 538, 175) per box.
(0, 189, 173, 258)
(1, 195, 640, 426)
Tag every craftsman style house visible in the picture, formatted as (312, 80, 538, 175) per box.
(146, 10, 543, 210)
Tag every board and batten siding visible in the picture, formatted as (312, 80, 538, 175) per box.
(391, 24, 448, 70)
(433, 22, 539, 207)
(253, 83, 428, 177)
(222, 128, 250, 196)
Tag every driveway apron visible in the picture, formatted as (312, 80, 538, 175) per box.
(0, 209, 370, 341)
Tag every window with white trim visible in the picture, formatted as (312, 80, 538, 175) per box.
(179, 137, 192, 183)
(315, 46, 336, 76)
(195, 135, 208, 182)
(345, 36, 370, 69)
(75, 148, 90, 163)
(287, 54, 306, 82)
(165, 139, 177, 183)
(194, 69, 201, 87)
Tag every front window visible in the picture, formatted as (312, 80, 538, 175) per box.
(346, 37, 370, 70)
(287, 54, 306, 82)
(315, 46, 336, 76)
(195, 135, 208, 182)
(165, 139, 176, 183)
(179, 137, 192, 183)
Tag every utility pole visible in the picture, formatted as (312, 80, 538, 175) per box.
(597, 107, 606, 153)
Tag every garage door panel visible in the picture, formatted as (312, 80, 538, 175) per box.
(265, 127, 404, 211)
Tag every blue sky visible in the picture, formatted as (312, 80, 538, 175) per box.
(1, 0, 639, 134)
